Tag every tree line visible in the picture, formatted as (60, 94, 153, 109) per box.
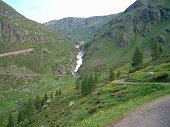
(6, 89, 62, 127)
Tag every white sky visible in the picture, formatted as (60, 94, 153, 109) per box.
(3, 0, 136, 23)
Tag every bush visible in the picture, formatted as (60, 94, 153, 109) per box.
(88, 106, 96, 114)
(155, 73, 168, 81)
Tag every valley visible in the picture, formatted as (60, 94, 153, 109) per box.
(0, 0, 170, 127)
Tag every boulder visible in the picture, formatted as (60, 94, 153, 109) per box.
(69, 101, 75, 106)
(147, 72, 154, 77)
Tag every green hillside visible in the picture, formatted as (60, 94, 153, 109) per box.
(0, 0, 75, 121)
(82, 0, 170, 73)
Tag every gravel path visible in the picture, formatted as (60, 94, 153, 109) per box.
(114, 80, 170, 85)
(111, 96, 170, 127)
(0, 48, 33, 57)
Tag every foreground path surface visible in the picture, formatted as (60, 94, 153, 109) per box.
(111, 96, 170, 127)
(0, 48, 33, 57)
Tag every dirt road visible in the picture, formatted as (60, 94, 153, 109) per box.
(111, 96, 170, 127)
(0, 48, 33, 57)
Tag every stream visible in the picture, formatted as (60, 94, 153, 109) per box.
(72, 42, 84, 76)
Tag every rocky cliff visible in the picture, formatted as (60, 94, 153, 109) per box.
(44, 14, 117, 41)
(0, 0, 69, 43)
(99, 0, 170, 46)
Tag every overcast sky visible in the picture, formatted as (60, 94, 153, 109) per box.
(3, 0, 136, 23)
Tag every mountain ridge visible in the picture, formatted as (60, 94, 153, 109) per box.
(44, 14, 117, 42)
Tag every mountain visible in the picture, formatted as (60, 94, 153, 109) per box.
(81, 0, 170, 73)
(1, 0, 170, 127)
(44, 14, 117, 42)
(0, 0, 75, 73)
(0, 0, 75, 121)
(0, 0, 72, 43)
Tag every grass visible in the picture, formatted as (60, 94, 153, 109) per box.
(23, 81, 170, 127)
(0, 41, 75, 126)
(129, 62, 170, 82)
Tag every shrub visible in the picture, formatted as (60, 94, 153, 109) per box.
(88, 106, 96, 114)
(155, 73, 168, 81)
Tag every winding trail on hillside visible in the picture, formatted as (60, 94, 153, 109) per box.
(114, 79, 170, 85)
(0, 48, 34, 57)
(110, 95, 170, 127)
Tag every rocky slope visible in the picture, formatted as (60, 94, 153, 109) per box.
(0, 0, 69, 43)
(0, 0, 78, 76)
(44, 14, 117, 41)
(81, 0, 170, 72)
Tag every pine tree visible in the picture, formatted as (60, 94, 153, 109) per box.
(41, 97, 45, 106)
(50, 92, 53, 98)
(152, 43, 163, 60)
(117, 70, 120, 78)
(34, 95, 41, 112)
(25, 98, 35, 123)
(109, 69, 115, 81)
(58, 89, 62, 95)
(81, 76, 88, 95)
(75, 80, 80, 90)
(81, 75, 96, 96)
(55, 90, 58, 96)
(6, 113, 14, 127)
(18, 110, 24, 123)
(131, 46, 143, 69)
(94, 72, 99, 84)
(44, 93, 48, 101)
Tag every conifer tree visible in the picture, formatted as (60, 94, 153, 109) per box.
(94, 72, 99, 84)
(44, 93, 48, 101)
(117, 70, 120, 78)
(58, 89, 62, 95)
(131, 46, 143, 69)
(88, 75, 94, 92)
(109, 69, 115, 81)
(81, 75, 96, 96)
(34, 95, 41, 111)
(55, 90, 58, 96)
(41, 97, 45, 106)
(50, 92, 53, 98)
(25, 98, 35, 123)
(6, 113, 14, 127)
(152, 43, 163, 60)
(18, 110, 24, 123)
(75, 79, 80, 90)
(81, 76, 88, 95)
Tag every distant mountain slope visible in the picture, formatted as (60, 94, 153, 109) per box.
(44, 14, 117, 41)
(0, 0, 69, 43)
(0, 0, 75, 75)
(81, 0, 170, 72)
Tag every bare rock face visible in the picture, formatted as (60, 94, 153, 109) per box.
(55, 65, 67, 77)
(120, 32, 134, 46)
(0, 21, 49, 43)
(155, 35, 166, 43)
(125, 0, 147, 12)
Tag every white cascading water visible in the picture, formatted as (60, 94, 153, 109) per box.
(72, 42, 84, 76)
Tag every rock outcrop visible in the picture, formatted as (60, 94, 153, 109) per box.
(0, 0, 69, 43)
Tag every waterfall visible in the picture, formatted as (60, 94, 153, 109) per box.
(72, 42, 84, 76)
